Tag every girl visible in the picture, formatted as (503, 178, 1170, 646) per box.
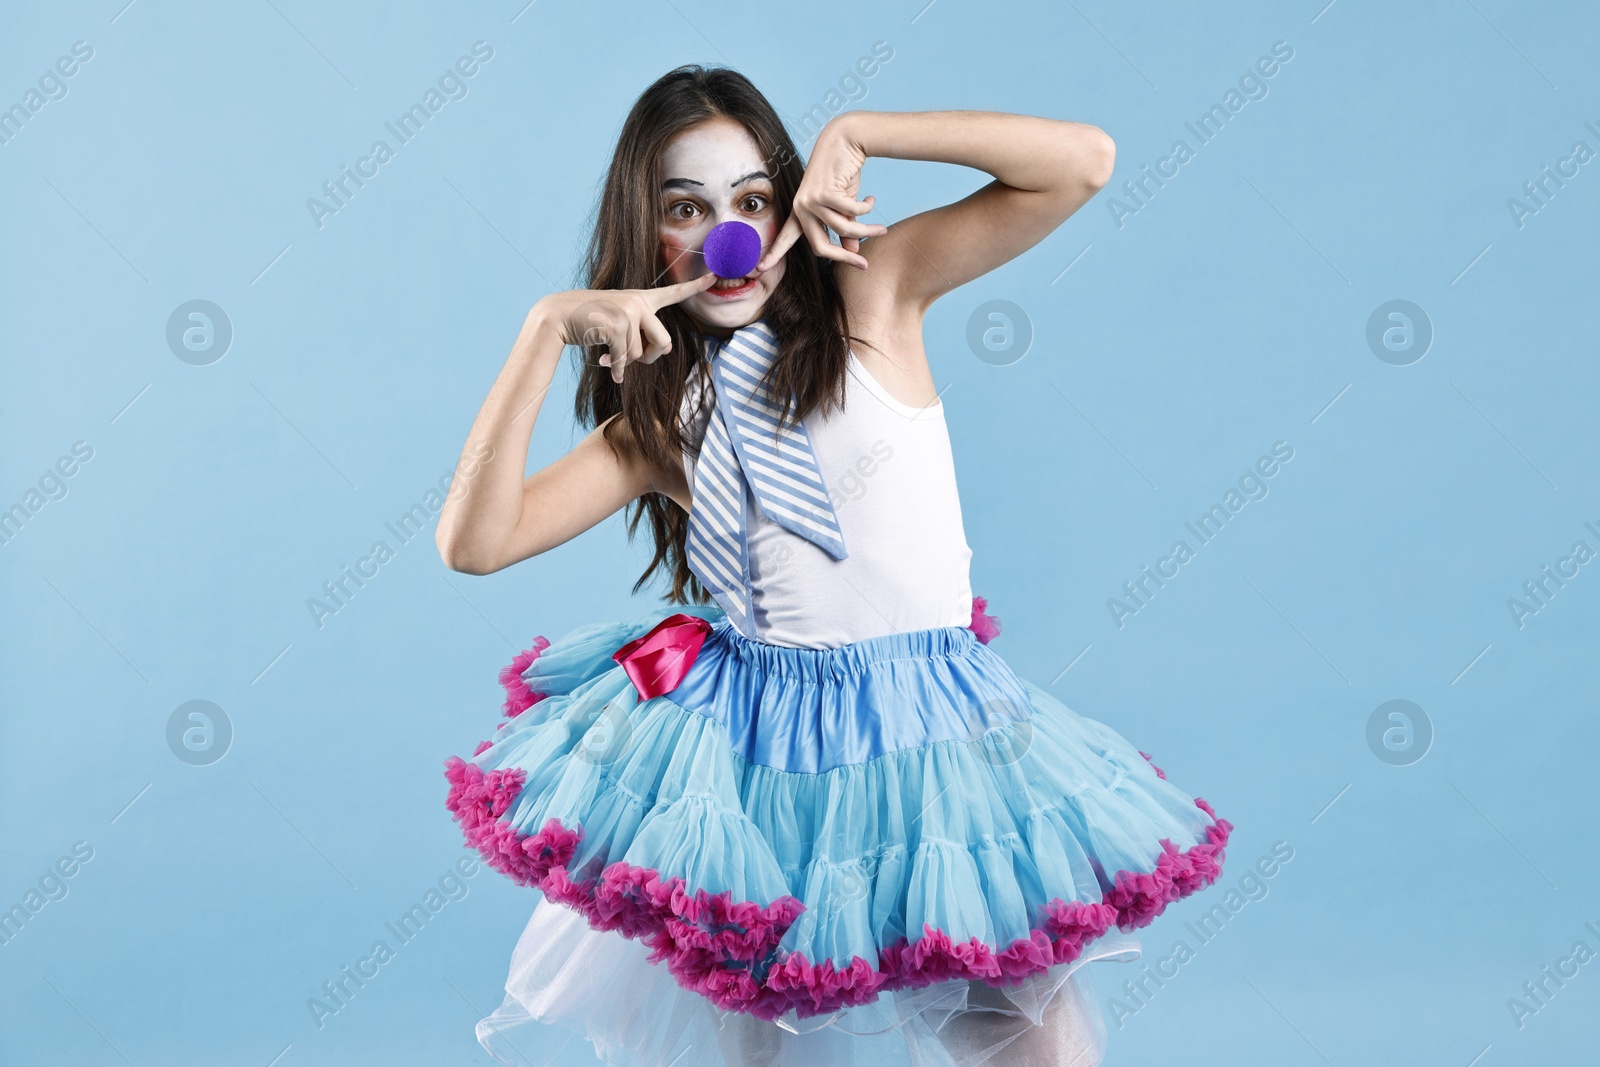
(438, 66, 1232, 1067)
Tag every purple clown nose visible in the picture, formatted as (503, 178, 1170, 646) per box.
(703, 220, 763, 279)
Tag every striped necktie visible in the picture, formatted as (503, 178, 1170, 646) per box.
(685, 317, 848, 635)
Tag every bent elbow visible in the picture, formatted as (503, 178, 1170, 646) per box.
(436, 531, 497, 576)
(440, 553, 491, 576)
(1081, 127, 1116, 192)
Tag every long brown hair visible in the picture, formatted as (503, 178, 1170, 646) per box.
(574, 64, 868, 604)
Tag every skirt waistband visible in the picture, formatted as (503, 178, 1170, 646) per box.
(710, 617, 980, 683)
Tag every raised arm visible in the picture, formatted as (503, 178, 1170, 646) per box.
(759, 110, 1114, 313)
(435, 276, 715, 575)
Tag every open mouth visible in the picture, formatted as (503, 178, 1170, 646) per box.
(707, 276, 756, 297)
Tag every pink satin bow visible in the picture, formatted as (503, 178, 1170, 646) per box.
(611, 613, 714, 699)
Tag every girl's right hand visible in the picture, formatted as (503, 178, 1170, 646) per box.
(537, 274, 720, 384)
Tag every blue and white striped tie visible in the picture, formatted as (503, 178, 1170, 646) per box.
(686, 318, 847, 634)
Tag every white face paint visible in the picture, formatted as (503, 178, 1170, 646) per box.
(656, 117, 787, 337)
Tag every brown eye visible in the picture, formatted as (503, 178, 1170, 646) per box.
(740, 194, 769, 213)
(667, 201, 700, 221)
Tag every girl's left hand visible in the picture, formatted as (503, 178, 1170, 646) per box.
(756, 118, 889, 273)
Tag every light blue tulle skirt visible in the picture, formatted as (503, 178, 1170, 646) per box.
(444, 604, 1232, 1067)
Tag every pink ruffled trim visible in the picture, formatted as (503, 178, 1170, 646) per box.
(968, 595, 1001, 645)
(1139, 750, 1167, 779)
(499, 637, 552, 718)
(442, 753, 1232, 1021)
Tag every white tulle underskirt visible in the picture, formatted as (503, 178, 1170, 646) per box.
(475, 897, 1142, 1067)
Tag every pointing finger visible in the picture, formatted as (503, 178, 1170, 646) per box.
(755, 214, 803, 274)
(644, 271, 719, 310)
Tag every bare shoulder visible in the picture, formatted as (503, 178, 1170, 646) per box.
(836, 239, 941, 409)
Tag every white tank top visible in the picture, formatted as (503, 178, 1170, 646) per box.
(679, 347, 974, 649)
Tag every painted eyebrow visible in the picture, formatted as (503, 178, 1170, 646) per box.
(660, 170, 772, 192)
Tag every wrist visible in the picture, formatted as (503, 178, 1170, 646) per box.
(827, 109, 875, 152)
(525, 294, 558, 332)
(517, 299, 568, 363)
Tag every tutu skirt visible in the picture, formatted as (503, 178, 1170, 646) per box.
(444, 602, 1233, 1066)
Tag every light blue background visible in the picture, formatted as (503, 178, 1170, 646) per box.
(3, 1, 1596, 1064)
